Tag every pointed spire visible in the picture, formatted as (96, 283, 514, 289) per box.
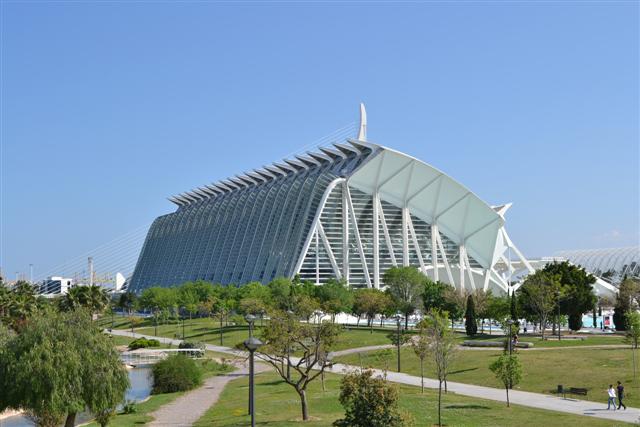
(357, 102, 367, 141)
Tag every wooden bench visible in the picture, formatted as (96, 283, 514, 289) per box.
(568, 387, 588, 396)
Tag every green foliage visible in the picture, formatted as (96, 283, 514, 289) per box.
(258, 310, 342, 420)
(422, 279, 449, 312)
(510, 292, 518, 321)
(0, 310, 129, 426)
(383, 266, 426, 325)
(0, 281, 39, 329)
(333, 369, 407, 427)
(568, 312, 583, 331)
(625, 310, 640, 349)
(128, 337, 161, 350)
(316, 279, 354, 319)
(58, 285, 110, 316)
(152, 354, 203, 394)
(121, 401, 137, 414)
(486, 294, 510, 322)
(544, 261, 597, 331)
(353, 289, 392, 330)
(614, 278, 640, 331)
(465, 294, 477, 336)
(489, 354, 523, 407)
(518, 271, 560, 338)
(387, 328, 411, 347)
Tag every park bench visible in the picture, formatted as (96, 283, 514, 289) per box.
(557, 385, 588, 398)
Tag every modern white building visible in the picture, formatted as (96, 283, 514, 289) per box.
(129, 105, 534, 295)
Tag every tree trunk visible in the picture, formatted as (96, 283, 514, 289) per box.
(64, 412, 76, 427)
(420, 358, 424, 393)
(506, 385, 510, 407)
(356, 316, 361, 328)
(541, 317, 546, 340)
(633, 346, 637, 382)
(298, 388, 309, 421)
(438, 380, 443, 426)
(405, 313, 409, 330)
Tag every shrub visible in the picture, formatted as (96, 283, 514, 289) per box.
(121, 401, 137, 414)
(152, 354, 203, 394)
(333, 369, 408, 427)
(178, 341, 205, 357)
(128, 338, 161, 350)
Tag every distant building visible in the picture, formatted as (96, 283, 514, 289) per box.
(40, 276, 74, 295)
(554, 247, 640, 285)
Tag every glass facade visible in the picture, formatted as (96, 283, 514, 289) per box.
(128, 146, 373, 292)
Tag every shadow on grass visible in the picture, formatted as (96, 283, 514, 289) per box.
(444, 404, 491, 410)
(449, 367, 479, 375)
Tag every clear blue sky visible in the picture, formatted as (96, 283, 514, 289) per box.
(1, 1, 638, 280)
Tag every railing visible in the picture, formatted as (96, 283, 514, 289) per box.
(120, 348, 205, 366)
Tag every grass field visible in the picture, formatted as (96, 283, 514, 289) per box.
(335, 345, 640, 407)
(195, 371, 626, 426)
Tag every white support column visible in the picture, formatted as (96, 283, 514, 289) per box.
(317, 222, 342, 280)
(407, 215, 425, 271)
(436, 231, 455, 284)
(372, 191, 380, 289)
(463, 247, 476, 291)
(482, 268, 491, 291)
(315, 227, 320, 285)
(402, 206, 409, 266)
(459, 245, 465, 293)
(378, 198, 397, 266)
(345, 185, 372, 288)
(342, 182, 350, 283)
(431, 224, 439, 281)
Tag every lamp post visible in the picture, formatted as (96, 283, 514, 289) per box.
(556, 289, 561, 341)
(245, 314, 256, 338)
(506, 319, 514, 356)
(244, 336, 263, 427)
(395, 312, 403, 372)
(154, 307, 159, 337)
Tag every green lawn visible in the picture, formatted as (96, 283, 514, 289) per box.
(336, 346, 640, 407)
(460, 333, 626, 348)
(195, 371, 625, 426)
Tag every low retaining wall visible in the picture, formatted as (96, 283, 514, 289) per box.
(462, 340, 534, 348)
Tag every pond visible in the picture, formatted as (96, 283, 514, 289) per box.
(0, 367, 153, 427)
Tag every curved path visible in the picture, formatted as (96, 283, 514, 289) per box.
(148, 362, 268, 427)
(108, 329, 640, 425)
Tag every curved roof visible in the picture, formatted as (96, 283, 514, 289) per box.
(555, 247, 640, 277)
(348, 141, 503, 269)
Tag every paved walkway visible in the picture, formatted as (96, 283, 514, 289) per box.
(108, 329, 640, 425)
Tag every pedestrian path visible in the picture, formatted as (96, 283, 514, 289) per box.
(147, 362, 268, 427)
(108, 329, 640, 425)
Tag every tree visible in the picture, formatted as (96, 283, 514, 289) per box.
(257, 311, 341, 421)
(411, 321, 430, 392)
(489, 354, 523, 407)
(422, 279, 448, 312)
(465, 294, 478, 336)
(443, 287, 467, 329)
(614, 279, 640, 331)
(353, 289, 390, 333)
(544, 261, 597, 332)
(625, 310, 640, 382)
(383, 266, 425, 328)
(473, 290, 490, 333)
(118, 292, 137, 316)
(421, 310, 457, 426)
(316, 279, 353, 322)
(3, 281, 39, 329)
(333, 369, 407, 427)
(59, 285, 110, 318)
(486, 294, 510, 335)
(0, 310, 129, 427)
(518, 271, 560, 339)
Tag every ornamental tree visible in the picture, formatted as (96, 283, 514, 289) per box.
(383, 266, 425, 328)
(257, 310, 341, 421)
(465, 294, 478, 336)
(490, 354, 523, 407)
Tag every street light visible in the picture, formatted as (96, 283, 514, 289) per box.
(245, 314, 256, 338)
(244, 336, 263, 427)
(556, 289, 561, 341)
(506, 319, 514, 356)
(395, 312, 403, 372)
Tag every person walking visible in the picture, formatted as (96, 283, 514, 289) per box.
(617, 381, 627, 410)
(607, 385, 617, 410)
